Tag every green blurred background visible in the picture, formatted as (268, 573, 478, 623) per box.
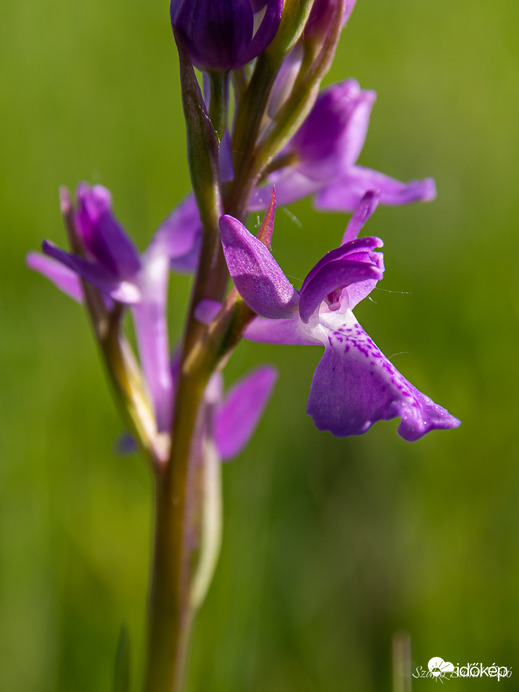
(1, 0, 518, 689)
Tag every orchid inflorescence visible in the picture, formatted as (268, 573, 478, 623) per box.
(27, 1, 459, 689)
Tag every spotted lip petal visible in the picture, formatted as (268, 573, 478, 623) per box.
(307, 315, 461, 441)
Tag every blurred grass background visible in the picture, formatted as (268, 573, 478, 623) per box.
(1, 0, 519, 690)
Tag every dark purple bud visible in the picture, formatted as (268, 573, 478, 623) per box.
(304, 0, 356, 40)
(170, 0, 284, 71)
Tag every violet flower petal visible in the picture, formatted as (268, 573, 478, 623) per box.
(301, 236, 384, 295)
(193, 297, 318, 344)
(42, 240, 141, 303)
(75, 184, 141, 278)
(291, 80, 376, 176)
(194, 299, 222, 324)
(243, 316, 320, 345)
(305, 0, 356, 37)
(220, 214, 299, 319)
(242, 0, 284, 66)
(219, 129, 235, 183)
(268, 44, 303, 118)
(214, 366, 277, 460)
(249, 173, 322, 210)
(132, 244, 173, 433)
(152, 194, 201, 273)
(307, 314, 461, 441)
(26, 252, 84, 303)
(250, 82, 376, 210)
(171, 0, 282, 71)
(316, 166, 436, 212)
(299, 258, 383, 323)
(171, 0, 253, 70)
(341, 190, 380, 243)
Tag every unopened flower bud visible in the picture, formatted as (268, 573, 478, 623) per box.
(170, 0, 284, 71)
(304, 0, 355, 41)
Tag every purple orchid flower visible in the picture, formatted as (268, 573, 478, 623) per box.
(27, 184, 200, 433)
(252, 79, 436, 212)
(170, 0, 284, 71)
(218, 192, 460, 441)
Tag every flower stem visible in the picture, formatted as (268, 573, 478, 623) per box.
(143, 368, 208, 692)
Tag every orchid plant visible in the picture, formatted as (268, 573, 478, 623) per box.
(27, 1, 460, 690)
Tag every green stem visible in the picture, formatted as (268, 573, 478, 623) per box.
(207, 70, 229, 144)
(142, 372, 203, 692)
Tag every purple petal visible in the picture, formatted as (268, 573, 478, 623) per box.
(26, 252, 84, 303)
(249, 172, 322, 210)
(75, 183, 141, 278)
(241, 0, 284, 66)
(316, 166, 436, 212)
(152, 194, 201, 273)
(301, 236, 384, 314)
(290, 80, 376, 176)
(219, 129, 235, 183)
(42, 240, 141, 303)
(195, 300, 319, 346)
(307, 315, 460, 441)
(342, 190, 380, 243)
(305, 0, 356, 37)
(214, 366, 277, 460)
(299, 258, 383, 323)
(220, 214, 299, 319)
(171, 0, 252, 70)
(172, 0, 281, 71)
(250, 82, 377, 210)
(195, 299, 222, 324)
(244, 316, 320, 345)
(268, 44, 303, 118)
(132, 244, 173, 433)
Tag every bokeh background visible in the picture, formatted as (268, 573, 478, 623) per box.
(1, 1, 518, 690)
